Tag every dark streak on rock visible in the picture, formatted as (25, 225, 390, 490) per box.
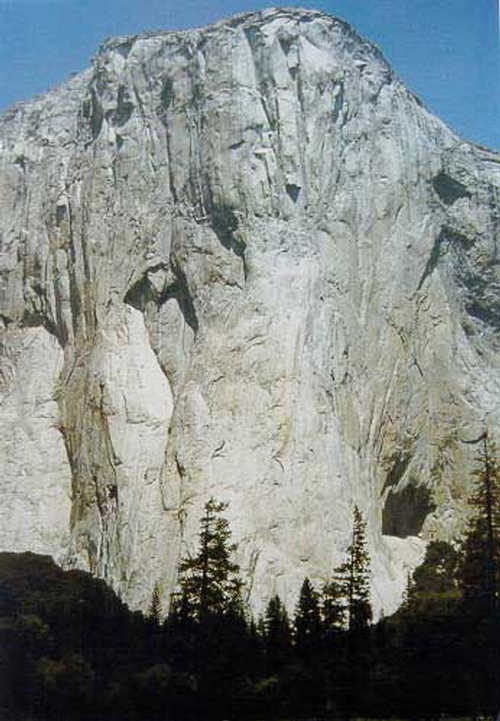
(124, 262, 199, 335)
(432, 171, 471, 206)
(417, 231, 445, 291)
(382, 482, 436, 538)
(285, 183, 301, 203)
(210, 203, 248, 281)
(381, 452, 412, 495)
(81, 88, 103, 144)
(107, 85, 134, 127)
(331, 82, 344, 123)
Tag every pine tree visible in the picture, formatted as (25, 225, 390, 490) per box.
(147, 581, 162, 625)
(330, 507, 373, 718)
(334, 505, 372, 631)
(264, 594, 293, 674)
(173, 498, 243, 622)
(321, 579, 346, 634)
(459, 436, 500, 615)
(400, 572, 415, 613)
(293, 578, 327, 716)
(457, 437, 500, 716)
(294, 578, 322, 656)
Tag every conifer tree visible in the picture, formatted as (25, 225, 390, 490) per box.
(457, 437, 500, 716)
(264, 594, 293, 673)
(319, 578, 346, 715)
(147, 582, 162, 625)
(294, 578, 322, 656)
(459, 436, 500, 614)
(400, 572, 415, 613)
(329, 507, 373, 717)
(173, 498, 243, 622)
(334, 505, 372, 631)
(321, 579, 346, 633)
(293, 578, 327, 715)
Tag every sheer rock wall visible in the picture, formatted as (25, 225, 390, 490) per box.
(1, 8, 499, 614)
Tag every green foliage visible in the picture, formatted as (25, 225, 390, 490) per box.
(3, 463, 500, 721)
(414, 540, 459, 594)
(401, 540, 461, 617)
(132, 663, 172, 716)
(264, 594, 293, 674)
(459, 437, 500, 615)
(455, 437, 500, 714)
(321, 578, 346, 632)
(334, 505, 372, 631)
(172, 498, 243, 622)
(36, 652, 95, 714)
(0, 551, 152, 720)
(147, 581, 162, 625)
(294, 577, 321, 655)
(164, 499, 256, 719)
(14, 613, 52, 654)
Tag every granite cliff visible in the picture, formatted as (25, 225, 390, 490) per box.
(1, 8, 499, 615)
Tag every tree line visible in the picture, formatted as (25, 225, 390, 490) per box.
(1, 438, 499, 720)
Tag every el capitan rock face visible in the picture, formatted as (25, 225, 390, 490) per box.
(1, 7, 499, 615)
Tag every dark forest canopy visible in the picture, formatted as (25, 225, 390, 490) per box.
(1, 452, 500, 721)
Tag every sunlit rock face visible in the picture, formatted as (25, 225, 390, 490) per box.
(0, 7, 499, 615)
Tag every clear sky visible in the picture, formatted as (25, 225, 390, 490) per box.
(0, 0, 498, 150)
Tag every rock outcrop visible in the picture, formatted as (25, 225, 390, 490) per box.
(1, 7, 499, 615)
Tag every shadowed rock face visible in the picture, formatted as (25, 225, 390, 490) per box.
(0, 7, 499, 615)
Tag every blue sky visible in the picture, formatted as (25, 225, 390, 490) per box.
(0, 0, 498, 149)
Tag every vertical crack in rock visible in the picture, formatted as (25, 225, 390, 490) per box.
(19, 228, 58, 339)
(159, 76, 175, 114)
(66, 204, 83, 342)
(80, 87, 104, 145)
(107, 85, 134, 127)
(331, 82, 345, 124)
(157, 76, 178, 203)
